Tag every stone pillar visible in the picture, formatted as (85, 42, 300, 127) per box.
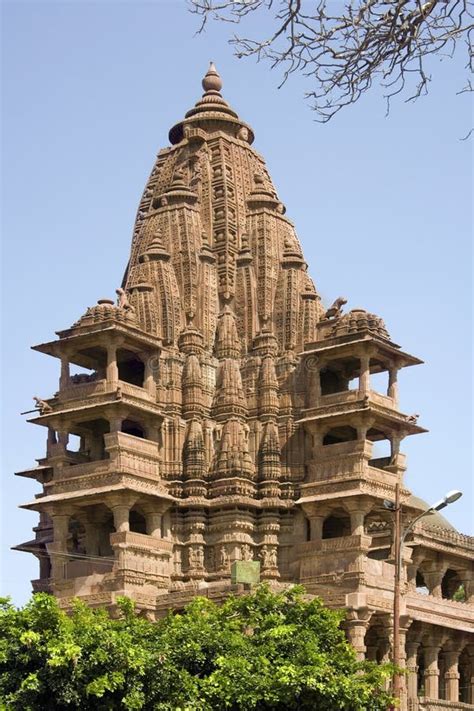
(60, 353, 70, 390)
(109, 414, 123, 434)
(112, 504, 130, 533)
(350, 510, 366, 537)
(146, 511, 163, 539)
(398, 624, 410, 706)
(424, 569, 444, 599)
(106, 343, 119, 383)
(358, 354, 371, 395)
(57, 429, 69, 451)
(144, 355, 155, 396)
(444, 651, 460, 702)
(162, 510, 171, 539)
(309, 515, 324, 541)
(462, 571, 474, 603)
(345, 616, 370, 661)
(388, 366, 399, 405)
(308, 363, 321, 405)
(390, 434, 401, 461)
(406, 642, 419, 702)
(424, 645, 440, 700)
(50, 513, 69, 579)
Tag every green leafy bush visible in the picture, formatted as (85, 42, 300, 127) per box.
(0, 586, 393, 710)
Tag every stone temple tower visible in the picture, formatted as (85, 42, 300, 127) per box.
(17, 64, 474, 708)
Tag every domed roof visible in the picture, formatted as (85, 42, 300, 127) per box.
(407, 494, 458, 532)
(329, 308, 390, 340)
(72, 298, 137, 330)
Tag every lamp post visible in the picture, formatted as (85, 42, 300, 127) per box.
(385, 486, 462, 708)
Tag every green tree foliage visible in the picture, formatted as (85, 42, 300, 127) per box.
(0, 585, 393, 710)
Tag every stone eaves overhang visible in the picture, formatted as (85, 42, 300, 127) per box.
(301, 334, 423, 369)
(32, 321, 162, 369)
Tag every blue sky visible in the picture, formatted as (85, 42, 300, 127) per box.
(1, 0, 472, 605)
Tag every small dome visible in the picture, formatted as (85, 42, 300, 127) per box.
(407, 495, 458, 532)
(329, 308, 390, 340)
(72, 298, 136, 329)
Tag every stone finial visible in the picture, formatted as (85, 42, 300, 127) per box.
(202, 62, 222, 93)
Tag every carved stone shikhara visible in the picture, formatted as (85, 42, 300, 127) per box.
(16, 64, 474, 709)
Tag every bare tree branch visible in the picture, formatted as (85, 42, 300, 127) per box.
(188, 0, 473, 122)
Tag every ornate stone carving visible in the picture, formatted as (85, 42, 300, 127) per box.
(19, 65, 473, 695)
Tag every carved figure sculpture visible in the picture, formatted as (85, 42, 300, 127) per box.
(33, 397, 52, 414)
(116, 288, 133, 311)
(324, 297, 347, 319)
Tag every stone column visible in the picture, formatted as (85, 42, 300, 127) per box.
(424, 645, 440, 700)
(358, 354, 371, 395)
(350, 510, 366, 537)
(106, 343, 119, 383)
(345, 614, 370, 661)
(60, 353, 70, 390)
(162, 510, 171, 539)
(50, 513, 69, 579)
(461, 571, 474, 603)
(146, 511, 163, 539)
(144, 355, 155, 396)
(444, 650, 460, 702)
(309, 515, 324, 541)
(308, 363, 321, 405)
(424, 569, 444, 599)
(390, 434, 401, 462)
(111, 504, 130, 533)
(388, 366, 399, 405)
(406, 642, 419, 702)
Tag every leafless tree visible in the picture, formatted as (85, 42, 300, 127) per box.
(189, 0, 473, 123)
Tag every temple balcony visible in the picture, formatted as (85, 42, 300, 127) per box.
(22, 432, 170, 510)
(405, 591, 474, 634)
(30, 378, 161, 424)
(299, 438, 408, 505)
(299, 388, 426, 437)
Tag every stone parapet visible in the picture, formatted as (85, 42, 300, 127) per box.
(406, 591, 474, 632)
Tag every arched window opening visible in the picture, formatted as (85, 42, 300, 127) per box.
(117, 349, 145, 387)
(129, 509, 147, 535)
(322, 514, 351, 539)
(416, 571, 430, 595)
(121, 419, 146, 439)
(441, 569, 464, 601)
(322, 426, 357, 446)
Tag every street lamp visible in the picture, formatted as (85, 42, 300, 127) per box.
(385, 485, 463, 707)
